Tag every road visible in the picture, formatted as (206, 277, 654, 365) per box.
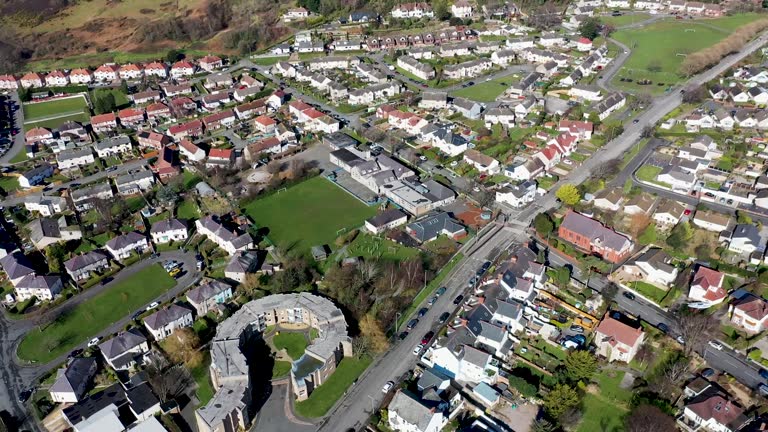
(316, 222, 527, 432)
(0, 250, 200, 431)
(0, 91, 25, 164)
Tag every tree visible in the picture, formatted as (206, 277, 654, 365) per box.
(578, 17, 601, 40)
(162, 328, 202, 367)
(640, 125, 655, 139)
(601, 282, 618, 302)
(556, 184, 581, 206)
(144, 357, 194, 403)
(543, 384, 580, 421)
(45, 243, 67, 273)
(530, 418, 557, 432)
(166, 49, 184, 63)
(737, 210, 753, 224)
(563, 350, 597, 383)
(682, 85, 707, 104)
(157, 185, 180, 207)
(625, 405, 676, 432)
(92, 90, 116, 114)
(674, 308, 716, 356)
(534, 213, 555, 236)
(666, 221, 693, 250)
(637, 223, 657, 246)
(119, 79, 128, 95)
(603, 121, 625, 141)
(359, 314, 389, 354)
(552, 266, 571, 288)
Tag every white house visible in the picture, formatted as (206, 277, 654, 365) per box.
(49, 358, 97, 403)
(195, 215, 253, 255)
(105, 232, 149, 261)
(451, 0, 473, 17)
(463, 149, 499, 174)
(688, 266, 726, 305)
(622, 248, 679, 287)
(683, 393, 749, 432)
(56, 148, 94, 170)
(98, 329, 149, 371)
(730, 293, 768, 333)
(15, 274, 63, 301)
(496, 181, 536, 208)
(594, 314, 645, 363)
(143, 304, 194, 341)
(388, 390, 446, 432)
(94, 135, 132, 158)
(150, 219, 188, 244)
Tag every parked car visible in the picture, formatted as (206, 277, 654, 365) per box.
(407, 318, 419, 330)
(68, 349, 83, 359)
(481, 261, 491, 271)
(676, 335, 685, 345)
(418, 307, 428, 317)
(421, 331, 435, 344)
(622, 291, 636, 300)
(436, 286, 447, 296)
(569, 325, 584, 333)
(398, 331, 408, 340)
(18, 388, 33, 403)
(453, 295, 464, 305)
(759, 383, 768, 396)
(428, 296, 438, 306)
(438, 312, 450, 323)
(759, 369, 768, 381)
(657, 323, 669, 333)
(412, 344, 423, 356)
(701, 368, 715, 378)
(146, 301, 160, 311)
(382, 381, 395, 393)
(87, 337, 101, 347)
(708, 340, 723, 351)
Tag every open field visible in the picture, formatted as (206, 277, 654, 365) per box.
(17, 264, 176, 363)
(23, 96, 89, 121)
(242, 177, 376, 254)
(451, 75, 517, 102)
(345, 233, 420, 262)
(294, 356, 373, 418)
(601, 13, 651, 28)
(273, 332, 308, 360)
(577, 370, 633, 432)
(24, 113, 91, 131)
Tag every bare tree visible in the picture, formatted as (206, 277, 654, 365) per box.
(145, 357, 195, 403)
(358, 259, 380, 285)
(625, 405, 676, 432)
(675, 308, 716, 356)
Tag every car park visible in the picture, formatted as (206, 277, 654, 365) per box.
(453, 295, 464, 305)
(382, 381, 395, 393)
(407, 318, 419, 329)
(438, 312, 450, 323)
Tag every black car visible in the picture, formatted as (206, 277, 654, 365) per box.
(407, 318, 419, 330)
(657, 323, 669, 333)
(398, 331, 409, 340)
(453, 295, 464, 305)
(68, 348, 83, 359)
(622, 291, 636, 300)
(418, 307, 428, 317)
(438, 312, 450, 323)
(481, 261, 491, 271)
(18, 388, 33, 403)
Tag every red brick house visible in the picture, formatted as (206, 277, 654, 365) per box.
(168, 119, 204, 141)
(153, 145, 181, 179)
(137, 131, 172, 150)
(117, 108, 146, 128)
(90, 113, 118, 132)
(558, 211, 633, 264)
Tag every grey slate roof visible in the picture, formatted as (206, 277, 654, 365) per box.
(366, 209, 408, 228)
(560, 211, 631, 252)
(105, 232, 146, 251)
(150, 218, 186, 233)
(0, 252, 35, 279)
(143, 304, 193, 331)
(406, 212, 464, 242)
(187, 281, 232, 304)
(64, 250, 109, 272)
(389, 391, 438, 431)
(94, 135, 131, 151)
(50, 357, 96, 398)
(99, 328, 147, 359)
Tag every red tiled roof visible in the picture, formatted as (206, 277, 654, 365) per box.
(208, 148, 233, 159)
(172, 61, 195, 70)
(91, 113, 117, 124)
(199, 55, 222, 64)
(289, 100, 312, 111)
(180, 139, 202, 154)
(559, 119, 593, 133)
(304, 108, 325, 119)
(70, 68, 91, 77)
(21, 72, 43, 81)
(169, 119, 203, 134)
(120, 63, 142, 72)
(254, 115, 276, 126)
(95, 64, 119, 73)
(118, 108, 144, 119)
(145, 62, 166, 71)
(687, 394, 745, 429)
(578, 37, 592, 44)
(596, 315, 643, 348)
(692, 266, 724, 301)
(249, 137, 281, 153)
(146, 102, 170, 114)
(733, 294, 768, 321)
(47, 70, 67, 78)
(26, 127, 51, 139)
(203, 109, 235, 124)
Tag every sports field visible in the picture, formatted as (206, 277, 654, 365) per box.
(451, 75, 518, 102)
(242, 176, 376, 254)
(611, 15, 764, 93)
(17, 264, 176, 363)
(23, 95, 89, 121)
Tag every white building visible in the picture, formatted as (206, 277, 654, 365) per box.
(143, 304, 194, 341)
(388, 390, 446, 432)
(150, 219, 188, 244)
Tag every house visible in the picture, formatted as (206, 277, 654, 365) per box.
(201, 92, 231, 110)
(118, 64, 143, 80)
(20, 72, 44, 88)
(463, 149, 500, 174)
(728, 224, 763, 254)
(64, 250, 110, 282)
(0, 253, 36, 287)
(49, 358, 97, 403)
(206, 148, 235, 169)
(144, 62, 168, 78)
(146, 102, 172, 121)
(365, 209, 409, 234)
(234, 99, 267, 120)
(391, 2, 434, 18)
(56, 148, 94, 170)
(575, 37, 593, 52)
(653, 199, 687, 227)
(506, 71, 541, 97)
(693, 210, 732, 232)
(451, 0, 474, 17)
(205, 72, 232, 89)
(283, 7, 310, 21)
(115, 170, 155, 195)
(253, 115, 277, 134)
(137, 131, 172, 150)
(388, 390, 446, 432)
(143, 304, 194, 340)
(202, 109, 236, 131)
(71, 183, 114, 211)
(558, 211, 633, 263)
(168, 120, 204, 141)
(24, 195, 69, 217)
(348, 82, 402, 105)
(422, 124, 469, 156)
(26, 127, 54, 144)
(171, 60, 196, 78)
(503, 158, 543, 182)
(199, 55, 224, 72)
(683, 391, 749, 432)
(729, 292, 768, 333)
(591, 92, 626, 120)
(419, 92, 448, 110)
(94, 135, 132, 158)
(233, 86, 264, 102)
(495, 180, 536, 208)
(483, 105, 515, 127)
(623, 193, 656, 215)
(27, 216, 82, 250)
(93, 64, 119, 82)
(179, 139, 206, 162)
(657, 164, 696, 191)
(559, 119, 594, 140)
(224, 250, 261, 284)
(18, 164, 54, 188)
(186, 281, 233, 315)
(0, 74, 19, 89)
(406, 213, 466, 243)
(195, 215, 253, 255)
(688, 266, 726, 305)
(452, 97, 482, 120)
(130, 90, 161, 105)
(622, 248, 679, 287)
(45, 70, 69, 87)
(57, 121, 89, 142)
(15, 274, 64, 301)
(593, 188, 624, 211)
(569, 84, 602, 102)
(99, 329, 149, 371)
(150, 219, 188, 244)
(90, 112, 118, 132)
(105, 232, 149, 261)
(443, 59, 492, 80)
(594, 314, 645, 363)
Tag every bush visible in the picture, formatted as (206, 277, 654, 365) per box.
(507, 374, 538, 397)
(748, 349, 763, 361)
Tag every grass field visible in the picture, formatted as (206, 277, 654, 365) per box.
(28, 48, 212, 71)
(23, 96, 89, 122)
(273, 332, 308, 360)
(601, 13, 651, 28)
(635, 165, 662, 182)
(242, 177, 376, 254)
(17, 264, 176, 363)
(190, 353, 214, 405)
(176, 199, 200, 220)
(631, 281, 668, 304)
(0, 176, 20, 193)
(346, 233, 420, 262)
(577, 370, 633, 432)
(451, 75, 517, 102)
(273, 360, 292, 378)
(294, 356, 372, 418)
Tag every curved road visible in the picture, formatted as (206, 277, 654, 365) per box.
(0, 250, 200, 431)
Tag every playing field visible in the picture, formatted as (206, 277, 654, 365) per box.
(451, 75, 518, 102)
(23, 95, 89, 121)
(242, 176, 377, 254)
(17, 264, 176, 363)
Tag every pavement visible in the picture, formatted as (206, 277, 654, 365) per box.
(0, 250, 200, 431)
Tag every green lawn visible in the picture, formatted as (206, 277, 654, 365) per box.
(176, 199, 200, 219)
(92, 89, 130, 109)
(0, 176, 20, 193)
(631, 281, 668, 304)
(345, 233, 419, 262)
(25, 113, 91, 130)
(272, 360, 292, 378)
(252, 56, 287, 66)
(601, 13, 651, 28)
(273, 332, 308, 360)
(23, 96, 89, 121)
(17, 264, 176, 363)
(635, 165, 662, 182)
(611, 20, 732, 92)
(451, 75, 515, 102)
(242, 177, 376, 254)
(704, 13, 765, 31)
(181, 170, 202, 190)
(294, 356, 373, 418)
(190, 353, 214, 406)
(577, 370, 633, 432)
(9, 149, 28, 163)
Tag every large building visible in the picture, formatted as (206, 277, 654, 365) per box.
(198, 293, 352, 432)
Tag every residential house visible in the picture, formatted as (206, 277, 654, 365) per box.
(179, 139, 206, 162)
(405, 213, 466, 243)
(49, 358, 97, 403)
(452, 97, 482, 119)
(27, 216, 82, 250)
(18, 164, 54, 188)
(419, 92, 448, 110)
(0, 253, 35, 287)
(90, 112, 118, 132)
(730, 292, 768, 333)
(144, 62, 168, 78)
(105, 232, 149, 261)
(348, 82, 402, 105)
(693, 210, 732, 232)
(558, 211, 633, 263)
(688, 266, 727, 305)
(463, 149, 500, 174)
(593, 188, 624, 211)
(559, 119, 594, 140)
(253, 115, 277, 134)
(0, 74, 19, 89)
(391, 2, 434, 18)
(728, 224, 764, 254)
(98, 329, 149, 371)
(114, 170, 155, 195)
(171, 61, 195, 78)
(622, 248, 679, 287)
(150, 219, 188, 244)
(130, 90, 161, 105)
(683, 391, 749, 432)
(195, 215, 253, 255)
(56, 148, 94, 170)
(169, 120, 204, 141)
(443, 59, 492, 80)
(496, 180, 536, 208)
(653, 199, 687, 228)
(199, 55, 223, 72)
(591, 92, 626, 120)
(206, 148, 235, 169)
(93, 64, 119, 82)
(26, 127, 54, 144)
(422, 123, 469, 156)
(202, 109, 236, 131)
(451, 0, 474, 17)
(569, 84, 602, 102)
(118, 64, 143, 80)
(137, 131, 172, 150)
(205, 72, 232, 89)
(94, 135, 132, 158)
(15, 274, 64, 301)
(623, 194, 656, 215)
(64, 250, 110, 282)
(20, 72, 44, 88)
(594, 314, 645, 363)
(143, 304, 195, 341)
(388, 390, 446, 432)
(71, 183, 114, 211)
(201, 92, 232, 110)
(186, 281, 233, 315)
(234, 99, 267, 120)
(483, 105, 516, 127)
(45, 70, 69, 87)
(24, 195, 68, 217)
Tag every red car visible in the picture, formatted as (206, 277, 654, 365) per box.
(684, 209, 692, 216)
(421, 331, 435, 345)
